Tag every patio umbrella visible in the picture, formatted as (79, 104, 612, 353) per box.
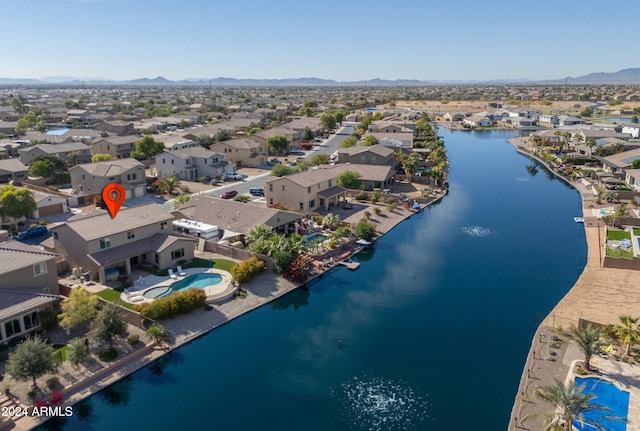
(209, 259, 214, 269)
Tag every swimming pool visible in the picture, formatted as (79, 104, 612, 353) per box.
(305, 233, 327, 244)
(143, 273, 223, 299)
(574, 377, 629, 431)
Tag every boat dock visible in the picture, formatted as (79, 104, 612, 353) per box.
(337, 259, 360, 270)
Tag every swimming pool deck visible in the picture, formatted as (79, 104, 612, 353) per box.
(120, 267, 235, 304)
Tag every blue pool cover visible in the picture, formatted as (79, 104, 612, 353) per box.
(574, 377, 629, 431)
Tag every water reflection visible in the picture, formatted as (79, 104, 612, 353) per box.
(99, 377, 132, 407)
(271, 288, 310, 311)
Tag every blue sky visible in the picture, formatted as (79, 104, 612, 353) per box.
(2, 0, 639, 82)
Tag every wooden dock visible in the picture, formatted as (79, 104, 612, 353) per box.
(337, 259, 360, 270)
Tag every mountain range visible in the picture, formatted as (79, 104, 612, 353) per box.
(2, 68, 640, 86)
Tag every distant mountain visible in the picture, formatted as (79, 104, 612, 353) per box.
(566, 68, 640, 84)
(1, 68, 639, 86)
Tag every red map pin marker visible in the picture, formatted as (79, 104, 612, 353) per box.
(102, 183, 125, 219)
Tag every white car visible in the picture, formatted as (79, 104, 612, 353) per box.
(222, 172, 243, 181)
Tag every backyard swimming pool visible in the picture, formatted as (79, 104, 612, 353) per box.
(574, 377, 629, 431)
(305, 232, 327, 244)
(143, 273, 223, 299)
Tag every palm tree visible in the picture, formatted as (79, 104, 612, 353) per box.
(612, 204, 628, 227)
(246, 225, 275, 245)
(604, 315, 640, 357)
(529, 134, 542, 149)
(561, 325, 602, 371)
(585, 139, 597, 157)
(573, 133, 585, 148)
(526, 378, 622, 431)
(561, 131, 572, 150)
(554, 130, 563, 149)
(157, 176, 182, 195)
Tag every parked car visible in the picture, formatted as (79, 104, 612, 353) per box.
(222, 172, 243, 181)
(220, 190, 238, 199)
(17, 225, 48, 239)
(249, 187, 265, 197)
(267, 159, 282, 166)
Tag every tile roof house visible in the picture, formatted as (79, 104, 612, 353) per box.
(90, 135, 139, 159)
(48, 203, 195, 284)
(336, 145, 398, 168)
(69, 158, 146, 200)
(154, 147, 234, 181)
(0, 241, 60, 343)
(30, 190, 68, 219)
(95, 120, 136, 136)
(0, 158, 28, 183)
(18, 142, 92, 165)
(264, 163, 395, 212)
(363, 132, 414, 149)
(209, 138, 267, 168)
(601, 148, 640, 173)
(173, 195, 302, 238)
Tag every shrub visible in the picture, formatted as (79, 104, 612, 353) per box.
(233, 195, 250, 203)
(231, 256, 266, 285)
(235, 288, 248, 299)
(354, 191, 368, 201)
(2, 384, 10, 396)
(327, 239, 337, 249)
(373, 207, 382, 216)
(126, 334, 140, 346)
(387, 202, 398, 212)
(134, 288, 206, 320)
(46, 377, 60, 390)
(27, 390, 37, 401)
(355, 218, 376, 241)
(98, 348, 118, 362)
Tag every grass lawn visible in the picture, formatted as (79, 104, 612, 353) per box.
(156, 258, 236, 276)
(607, 230, 631, 241)
(606, 247, 634, 259)
(96, 288, 134, 310)
(633, 228, 640, 236)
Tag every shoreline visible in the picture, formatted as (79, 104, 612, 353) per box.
(14, 189, 447, 431)
(506, 137, 640, 430)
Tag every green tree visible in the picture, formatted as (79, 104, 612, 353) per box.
(172, 193, 191, 209)
(311, 154, 331, 165)
(28, 158, 57, 177)
(147, 324, 168, 346)
(560, 324, 602, 371)
(322, 213, 340, 230)
(529, 134, 542, 148)
(90, 303, 127, 349)
(271, 164, 295, 177)
(361, 136, 378, 146)
(131, 135, 164, 160)
(66, 337, 89, 368)
(337, 170, 363, 190)
(295, 159, 310, 172)
(320, 113, 337, 131)
(334, 111, 344, 124)
(301, 127, 314, 141)
(215, 129, 231, 142)
(604, 315, 640, 357)
(58, 288, 100, 330)
(196, 134, 215, 148)
(526, 378, 622, 431)
(0, 184, 37, 228)
(632, 115, 639, 124)
(91, 154, 112, 163)
(338, 135, 358, 149)
(580, 107, 594, 117)
(246, 224, 275, 244)
(585, 139, 597, 157)
(157, 176, 182, 195)
(267, 134, 289, 155)
(9, 94, 30, 115)
(6, 334, 55, 388)
(355, 218, 375, 241)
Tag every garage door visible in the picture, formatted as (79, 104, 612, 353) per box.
(135, 185, 145, 197)
(38, 203, 63, 217)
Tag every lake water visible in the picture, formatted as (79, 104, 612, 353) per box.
(39, 129, 587, 431)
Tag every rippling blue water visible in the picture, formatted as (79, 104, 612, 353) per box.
(39, 129, 586, 431)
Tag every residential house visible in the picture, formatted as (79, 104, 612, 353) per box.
(173, 195, 302, 239)
(601, 148, 640, 173)
(69, 158, 146, 201)
(18, 142, 92, 166)
(509, 117, 538, 127)
(0, 241, 60, 343)
(249, 126, 299, 152)
(364, 132, 414, 149)
(0, 159, 28, 183)
(621, 124, 640, 139)
(624, 169, 640, 190)
(48, 204, 195, 284)
(463, 116, 493, 128)
(557, 115, 586, 126)
(30, 190, 68, 219)
(443, 112, 467, 122)
(336, 145, 397, 168)
(264, 163, 395, 212)
(95, 120, 136, 136)
(91, 135, 139, 159)
(155, 135, 197, 151)
(368, 121, 415, 133)
(0, 122, 17, 135)
(155, 147, 234, 181)
(538, 114, 559, 126)
(66, 109, 90, 122)
(209, 138, 266, 168)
